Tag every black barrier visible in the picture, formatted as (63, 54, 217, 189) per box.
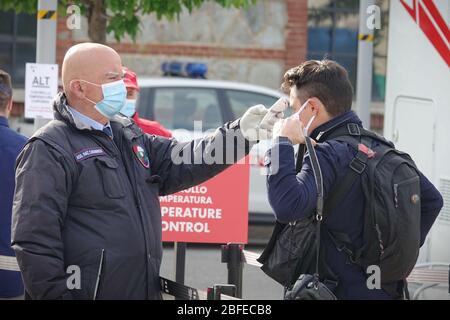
(221, 244, 244, 298)
(160, 277, 239, 300)
(174, 242, 187, 301)
(207, 284, 238, 300)
(220, 244, 267, 299)
(160, 277, 203, 300)
(165, 242, 243, 300)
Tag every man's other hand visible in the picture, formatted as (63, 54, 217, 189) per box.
(278, 115, 306, 145)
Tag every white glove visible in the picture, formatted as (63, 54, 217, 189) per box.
(240, 104, 283, 141)
(259, 97, 289, 130)
(272, 118, 284, 139)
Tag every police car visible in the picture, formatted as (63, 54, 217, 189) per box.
(136, 63, 286, 224)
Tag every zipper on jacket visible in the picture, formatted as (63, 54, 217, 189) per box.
(375, 224, 385, 257)
(393, 183, 399, 208)
(93, 249, 105, 300)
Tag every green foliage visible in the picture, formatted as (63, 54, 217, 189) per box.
(105, 0, 257, 42)
(0, 0, 257, 42)
(0, 0, 38, 14)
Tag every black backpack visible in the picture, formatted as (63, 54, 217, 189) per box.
(324, 123, 421, 290)
(259, 123, 422, 298)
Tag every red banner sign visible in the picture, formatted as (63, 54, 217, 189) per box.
(160, 161, 249, 244)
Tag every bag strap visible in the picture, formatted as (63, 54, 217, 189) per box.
(257, 143, 306, 265)
(325, 122, 394, 148)
(318, 123, 372, 267)
(304, 136, 323, 285)
(322, 123, 397, 266)
(323, 135, 371, 213)
(295, 144, 306, 174)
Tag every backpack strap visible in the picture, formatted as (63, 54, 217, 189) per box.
(295, 144, 306, 173)
(304, 136, 324, 285)
(305, 137, 324, 216)
(322, 122, 397, 213)
(322, 123, 400, 267)
(325, 123, 394, 148)
(320, 123, 371, 266)
(323, 128, 371, 214)
(326, 229, 364, 265)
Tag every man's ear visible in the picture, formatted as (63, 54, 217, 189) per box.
(309, 97, 332, 121)
(4, 98, 13, 116)
(308, 97, 323, 114)
(69, 80, 85, 99)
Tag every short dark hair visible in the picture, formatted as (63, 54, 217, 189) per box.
(282, 60, 353, 117)
(0, 69, 12, 112)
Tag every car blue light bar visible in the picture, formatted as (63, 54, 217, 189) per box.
(162, 61, 183, 76)
(161, 61, 207, 79)
(185, 63, 208, 79)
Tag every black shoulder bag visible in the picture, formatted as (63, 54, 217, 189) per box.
(257, 137, 337, 300)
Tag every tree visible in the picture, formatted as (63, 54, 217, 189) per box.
(0, 0, 257, 43)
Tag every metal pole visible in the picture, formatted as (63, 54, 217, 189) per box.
(356, 0, 375, 129)
(34, 0, 57, 131)
(174, 242, 187, 300)
(221, 244, 243, 298)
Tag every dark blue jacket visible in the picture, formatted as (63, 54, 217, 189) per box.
(11, 93, 252, 300)
(266, 111, 443, 300)
(0, 116, 27, 298)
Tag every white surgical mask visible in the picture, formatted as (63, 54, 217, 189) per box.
(120, 99, 137, 118)
(294, 99, 316, 137)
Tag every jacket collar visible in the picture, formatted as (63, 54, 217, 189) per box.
(310, 110, 363, 142)
(0, 116, 8, 127)
(53, 92, 138, 138)
(53, 92, 95, 131)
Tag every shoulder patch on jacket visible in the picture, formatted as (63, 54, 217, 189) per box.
(132, 143, 150, 169)
(74, 147, 106, 162)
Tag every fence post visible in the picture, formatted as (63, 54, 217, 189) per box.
(221, 243, 244, 298)
(174, 242, 187, 300)
(207, 285, 237, 300)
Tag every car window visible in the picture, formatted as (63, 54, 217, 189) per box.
(153, 88, 222, 131)
(136, 87, 153, 119)
(226, 90, 279, 118)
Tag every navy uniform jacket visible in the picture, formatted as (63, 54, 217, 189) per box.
(266, 111, 443, 299)
(0, 116, 27, 298)
(11, 93, 253, 300)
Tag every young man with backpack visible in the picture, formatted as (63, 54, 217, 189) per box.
(265, 59, 443, 299)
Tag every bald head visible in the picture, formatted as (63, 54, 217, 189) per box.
(62, 43, 122, 93)
(62, 43, 124, 124)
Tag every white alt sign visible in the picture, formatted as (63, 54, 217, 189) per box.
(25, 63, 58, 119)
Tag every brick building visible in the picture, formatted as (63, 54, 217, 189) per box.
(1, 0, 387, 132)
(57, 0, 307, 89)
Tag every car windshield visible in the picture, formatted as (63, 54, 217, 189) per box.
(225, 90, 279, 118)
(136, 84, 286, 142)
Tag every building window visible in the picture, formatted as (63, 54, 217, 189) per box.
(307, 0, 389, 102)
(0, 10, 36, 88)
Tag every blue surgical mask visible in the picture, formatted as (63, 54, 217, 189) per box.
(120, 99, 137, 118)
(81, 79, 127, 119)
(294, 99, 316, 136)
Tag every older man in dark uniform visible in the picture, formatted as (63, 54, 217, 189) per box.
(11, 43, 279, 300)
